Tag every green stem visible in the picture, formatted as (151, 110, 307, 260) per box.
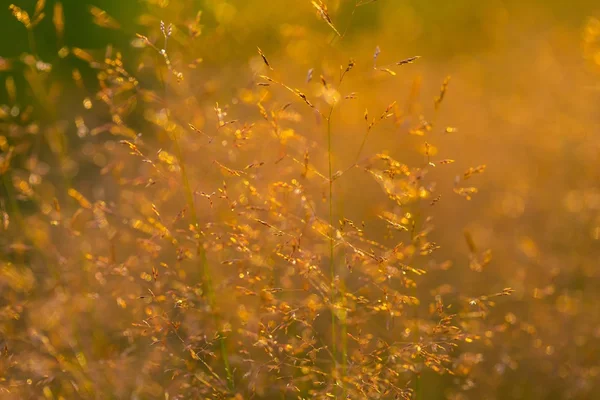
(327, 107, 337, 366)
(415, 372, 422, 400)
(353, 128, 370, 166)
(327, 106, 347, 396)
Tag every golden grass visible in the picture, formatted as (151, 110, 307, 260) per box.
(1, 1, 600, 399)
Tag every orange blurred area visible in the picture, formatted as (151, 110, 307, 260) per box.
(1, 1, 600, 399)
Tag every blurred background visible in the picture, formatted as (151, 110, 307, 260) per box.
(1, 0, 600, 399)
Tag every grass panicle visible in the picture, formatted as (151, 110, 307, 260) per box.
(2, 1, 597, 399)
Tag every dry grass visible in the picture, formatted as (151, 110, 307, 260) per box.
(1, 1, 600, 399)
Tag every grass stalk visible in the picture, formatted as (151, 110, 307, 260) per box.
(326, 105, 348, 395)
(327, 107, 336, 363)
(161, 29, 233, 388)
(171, 122, 234, 391)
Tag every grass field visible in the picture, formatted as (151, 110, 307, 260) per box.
(1, 1, 600, 398)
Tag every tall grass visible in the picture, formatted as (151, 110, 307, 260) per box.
(0, 1, 511, 398)
(3, 1, 600, 399)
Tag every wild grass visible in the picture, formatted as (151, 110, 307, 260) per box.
(1, 1, 600, 399)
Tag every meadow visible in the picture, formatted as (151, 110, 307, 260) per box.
(1, 0, 600, 399)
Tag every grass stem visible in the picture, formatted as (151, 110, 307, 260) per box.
(327, 106, 337, 368)
(327, 105, 348, 396)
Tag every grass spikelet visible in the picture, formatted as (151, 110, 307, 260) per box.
(89, 5, 120, 29)
(373, 45, 381, 67)
(397, 55, 421, 66)
(311, 0, 341, 37)
(463, 164, 487, 179)
(8, 4, 31, 29)
(434, 75, 451, 110)
(257, 46, 273, 70)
